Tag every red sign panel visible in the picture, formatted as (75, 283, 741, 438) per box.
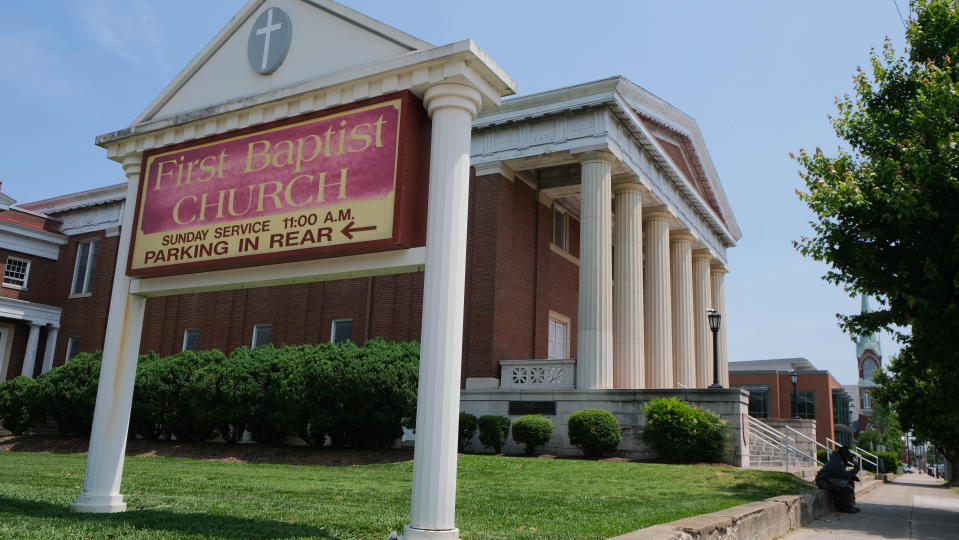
(128, 91, 430, 277)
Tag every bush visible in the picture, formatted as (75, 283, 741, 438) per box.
(459, 412, 478, 452)
(478, 415, 510, 453)
(817, 448, 829, 464)
(132, 350, 225, 441)
(38, 351, 102, 436)
(861, 451, 900, 474)
(511, 415, 554, 455)
(0, 376, 44, 435)
(641, 398, 728, 463)
(568, 409, 621, 458)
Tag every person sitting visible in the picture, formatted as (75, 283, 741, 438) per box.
(815, 446, 861, 513)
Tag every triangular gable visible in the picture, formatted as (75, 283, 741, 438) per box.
(137, 0, 433, 124)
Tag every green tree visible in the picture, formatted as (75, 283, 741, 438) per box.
(794, 0, 959, 482)
(856, 402, 904, 455)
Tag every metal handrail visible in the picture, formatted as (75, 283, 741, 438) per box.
(826, 438, 881, 480)
(783, 431, 820, 466)
(748, 416, 819, 472)
(784, 425, 829, 465)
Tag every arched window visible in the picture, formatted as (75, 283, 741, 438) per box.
(862, 358, 879, 380)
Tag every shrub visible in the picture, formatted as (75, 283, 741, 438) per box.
(459, 412, 478, 452)
(511, 415, 554, 455)
(568, 409, 622, 458)
(38, 351, 102, 436)
(817, 448, 829, 464)
(478, 415, 510, 453)
(0, 376, 44, 435)
(132, 349, 225, 441)
(641, 398, 729, 463)
(861, 451, 900, 474)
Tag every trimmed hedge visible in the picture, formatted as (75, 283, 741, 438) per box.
(0, 376, 43, 435)
(861, 450, 900, 474)
(641, 397, 729, 463)
(478, 415, 510, 453)
(568, 409, 621, 458)
(0, 340, 419, 449)
(459, 412, 478, 452)
(511, 415, 553, 455)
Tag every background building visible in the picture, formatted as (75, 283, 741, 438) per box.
(729, 357, 855, 446)
(855, 296, 883, 431)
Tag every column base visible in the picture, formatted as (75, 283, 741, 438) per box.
(70, 493, 127, 513)
(402, 525, 460, 540)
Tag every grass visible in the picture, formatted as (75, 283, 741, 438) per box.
(0, 451, 811, 539)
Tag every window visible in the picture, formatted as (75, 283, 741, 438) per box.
(862, 358, 879, 380)
(547, 312, 569, 360)
(331, 319, 353, 344)
(833, 395, 851, 426)
(744, 385, 770, 418)
(71, 240, 99, 295)
(552, 207, 567, 251)
(791, 390, 816, 419)
(66, 337, 82, 362)
(183, 329, 200, 352)
(2, 257, 30, 289)
(861, 390, 872, 410)
(252, 324, 272, 348)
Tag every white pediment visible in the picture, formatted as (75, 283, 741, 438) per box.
(136, 0, 433, 124)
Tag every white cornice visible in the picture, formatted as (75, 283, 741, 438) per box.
(0, 296, 62, 326)
(0, 221, 67, 260)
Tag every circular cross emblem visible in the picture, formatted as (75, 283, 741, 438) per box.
(247, 7, 292, 75)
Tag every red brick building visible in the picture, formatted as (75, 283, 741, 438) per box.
(1, 78, 740, 392)
(729, 358, 855, 446)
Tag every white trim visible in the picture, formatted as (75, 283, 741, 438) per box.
(547, 310, 571, 360)
(16, 183, 126, 215)
(0, 296, 62, 326)
(130, 246, 427, 297)
(549, 243, 579, 265)
(0, 220, 67, 260)
(2, 256, 31, 289)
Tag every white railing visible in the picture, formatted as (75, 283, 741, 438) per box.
(499, 359, 575, 389)
(748, 416, 821, 473)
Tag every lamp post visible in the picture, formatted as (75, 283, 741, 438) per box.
(707, 309, 722, 388)
(790, 371, 799, 419)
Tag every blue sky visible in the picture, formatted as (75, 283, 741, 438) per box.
(0, 1, 910, 384)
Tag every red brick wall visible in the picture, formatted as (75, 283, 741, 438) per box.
(0, 247, 62, 305)
(729, 371, 839, 445)
(533, 201, 579, 360)
(52, 232, 119, 368)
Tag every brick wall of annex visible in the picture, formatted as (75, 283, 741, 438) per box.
(0, 247, 61, 305)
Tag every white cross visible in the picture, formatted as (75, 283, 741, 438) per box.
(255, 8, 282, 71)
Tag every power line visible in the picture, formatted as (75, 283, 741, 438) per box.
(892, 0, 908, 31)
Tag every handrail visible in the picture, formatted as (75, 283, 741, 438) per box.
(784, 426, 829, 465)
(748, 416, 820, 470)
(826, 438, 881, 480)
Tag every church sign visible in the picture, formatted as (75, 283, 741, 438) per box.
(127, 91, 429, 276)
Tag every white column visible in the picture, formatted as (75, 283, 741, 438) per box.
(643, 211, 672, 388)
(710, 266, 729, 387)
(41, 325, 59, 373)
(72, 156, 146, 514)
(692, 251, 712, 388)
(613, 183, 643, 389)
(670, 232, 695, 389)
(575, 151, 614, 390)
(20, 322, 41, 377)
(404, 83, 481, 540)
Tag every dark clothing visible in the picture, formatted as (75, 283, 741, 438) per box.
(816, 451, 861, 512)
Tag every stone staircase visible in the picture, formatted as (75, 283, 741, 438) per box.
(749, 428, 816, 470)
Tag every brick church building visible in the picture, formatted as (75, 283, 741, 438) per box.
(0, 3, 739, 395)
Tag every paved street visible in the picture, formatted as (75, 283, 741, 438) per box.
(783, 473, 959, 539)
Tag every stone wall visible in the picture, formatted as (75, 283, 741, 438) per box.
(461, 387, 750, 466)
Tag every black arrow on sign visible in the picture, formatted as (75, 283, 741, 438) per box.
(341, 220, 377, 240)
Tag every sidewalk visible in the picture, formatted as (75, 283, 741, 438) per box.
(782, 473, 959, 539)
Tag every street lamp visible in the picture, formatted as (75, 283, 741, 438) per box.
(707, 309, 722, 388)
(790, 371, 799, 419)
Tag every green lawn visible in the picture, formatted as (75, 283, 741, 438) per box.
(0, 451, 811, 539)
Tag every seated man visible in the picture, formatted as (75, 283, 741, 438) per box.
(815, 446, 861, 513)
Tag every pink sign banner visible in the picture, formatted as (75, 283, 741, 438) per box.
(139, 101, 400, 234)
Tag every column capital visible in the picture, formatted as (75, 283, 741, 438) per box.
(612, 182, 645, 195)
(692, 249, 713, 261)
(575, 150, 616, 166)
(710, 264, 729, 275)
(423, 83, 482, 120)
(473, 161, 515, 182)
(643, 208, 673, 222)
(669, 230, 695, 244)
(121, 154, 142, 182)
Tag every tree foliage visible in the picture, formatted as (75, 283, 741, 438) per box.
(795, 0, 959, 481)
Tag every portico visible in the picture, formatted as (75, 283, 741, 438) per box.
(470, 77, 741, 391)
